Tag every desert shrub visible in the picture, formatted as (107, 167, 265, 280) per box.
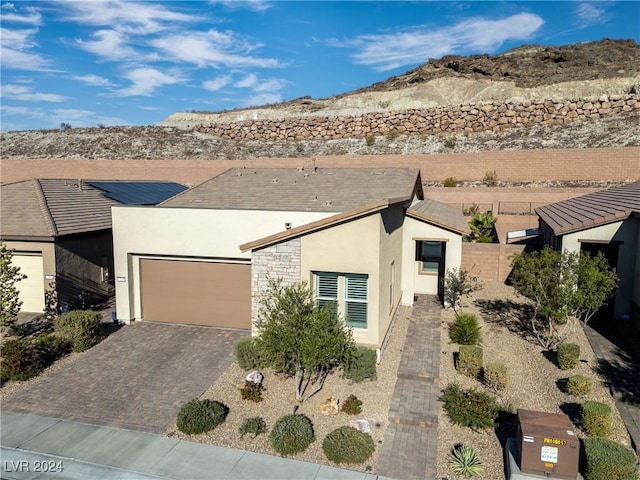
(583, 437, 639, 480)
(457, 345, 483, 379)
(441, 383, 499, 431)
(342, 346, 376, 382)
(566, 374, 592, 397)
(34, 333, 71, 367)
(0, 338, 43, 381)
(443, 176, 458, 187)
(582, 401, 612, 437)
(341, 394, 363, 415)
(557, 342, 580, 370)
(176, 399, 228, 435)
(449, 443, 484, 477)
(270, 414, 315, 456)
(449, 312, 481, 345)
(386, 128, 400, 141)
(239, 416, 267, 438)
(234, 337, 263, 371)
(365, 134, 375, 146)
(240, 380, 264, 403)
(53, 310, 103, 352)
(444, 137, 457, 149)
(322, 426, 375, 464)
(483, 170, 498, 186)
(483, 362, 508, 392)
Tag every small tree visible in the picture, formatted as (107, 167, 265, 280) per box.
(254, 278, 355, 403)
(444, 267, 483, 311)
(466, 212, 497, 243)
(510, 247, 617, 349)
(0, 243, 27, 330)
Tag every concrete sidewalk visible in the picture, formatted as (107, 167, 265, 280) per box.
(1, 412, 391, 480)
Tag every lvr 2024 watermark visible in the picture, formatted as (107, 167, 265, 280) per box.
(4, 460, 64, 473)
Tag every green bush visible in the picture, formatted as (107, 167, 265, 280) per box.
(449, 443, 484, 477)
(270, 414, 315, 456)
(582, 401, 612, 437)
(583, 437, 639, 480)
(176, 399, 229, 435)
(0, 338, 43, 381)
(566, 374, 592, 397)
(443, 177, 458, 187)
(483, 362, 508, 392)
(239, 416, 267, 438)
(457, 345, 483, 379)
(341, 394, 363, 415)
(557, 343, 580, 370)
(234, 337, 263, 371)
(441, 383, 499, 431)
(240, 380, 264, 403)
(54, 310, 103, 352)
(342, 346, 377, 382)
(365, 134, 375, 146)
(34, 333, 71, 367)
(449, 313, 481, 345)
(322, 426, 375, 464)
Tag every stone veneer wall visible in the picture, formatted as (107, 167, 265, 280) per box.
(195, 94, 638, 141)
(251, 238, 301, 327)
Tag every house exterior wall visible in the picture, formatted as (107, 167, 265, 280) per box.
(55, 231, 114, 310)
(300, 214, 383, 347)
(561, 219, 639, 321)
(4, 240, 56, 312)
(251, 238, 301, 330)
(112, 206, 329, 322)
(401, 218, 463, 304)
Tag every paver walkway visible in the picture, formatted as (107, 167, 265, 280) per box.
(2, 322, 247, 434)
(377, 295, 441, 480)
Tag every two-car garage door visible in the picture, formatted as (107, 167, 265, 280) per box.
(140, 258, 251, 329)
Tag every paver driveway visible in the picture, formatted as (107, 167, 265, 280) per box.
(2, 323, 248, 434)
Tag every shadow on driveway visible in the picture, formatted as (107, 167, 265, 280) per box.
(2, 323, 248, 434)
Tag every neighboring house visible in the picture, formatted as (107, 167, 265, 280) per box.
(112, 168, 470, 350)
(536, 181, 640, 329)
(0, 179, 186, 313)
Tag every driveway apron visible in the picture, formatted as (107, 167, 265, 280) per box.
(2, 323, 248, 434)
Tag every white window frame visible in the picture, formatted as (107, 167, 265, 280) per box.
(314, 272, 368, 329)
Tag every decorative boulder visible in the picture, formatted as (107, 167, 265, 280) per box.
(349, 419, 371, 433)
(246, 370, 263, 385)
(320, 396, 340, 415)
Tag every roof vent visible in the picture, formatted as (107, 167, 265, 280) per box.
(324, 200, 332, 206)
(297, 166, 304, 172)
(304, 173, 309, 178)
(285, 222, 292, 230)
(272, 178, 278, 183)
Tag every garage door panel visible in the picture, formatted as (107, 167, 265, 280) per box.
(141, 259, 251, 329)
(13, 254, 45, 313)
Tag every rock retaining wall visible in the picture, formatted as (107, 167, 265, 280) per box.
(195, 94, 639, 141)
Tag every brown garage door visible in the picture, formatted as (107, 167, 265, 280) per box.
(140, 258, 251, 329)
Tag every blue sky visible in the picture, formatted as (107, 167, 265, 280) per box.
(1, 1, 639, 131)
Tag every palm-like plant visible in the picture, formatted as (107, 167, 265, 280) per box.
(466, 212, 497, 243)
(449, 443, 484, 477)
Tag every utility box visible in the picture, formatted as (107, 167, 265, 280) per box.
(517, 409, 580, 480)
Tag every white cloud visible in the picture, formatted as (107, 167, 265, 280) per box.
(1, 105, 45, 118)
(71, 74, 115, 87)
(252, 77, 288, 92)
(115, 67, 184, 96)
(150, 30, 279, 68)
(1, 84, 68, 102)
(212, 0, 272, 13)
(0, 4, 42, 25)
(63, 0, 199, 34)
(203, 75, 233, 91)
(338, 13, 544, 71)
(0, 27, 56, 71)
(574, 3, 607, 27)
(234, 73, 258, 88)
(241, 92, 282, 107)
(75, 29, 143, 61)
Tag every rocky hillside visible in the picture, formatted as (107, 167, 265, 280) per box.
(2, 39, 638, 160)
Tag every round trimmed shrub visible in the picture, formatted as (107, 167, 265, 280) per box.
(54, 310, 103, 352)
(441, 383, 499, 431)
(239, 416, 267, 438)
(270, 414, 315, 456)
(322, 426, 375, 464)
(176, 399, 228, 435)
(0, 338, 43, 381)
(341, 394, 363, 415)
(583, 437, 639, 480)
(582, 401, 612, 437)
(450, 312, 481, 345)
(234, 337, 263, 371)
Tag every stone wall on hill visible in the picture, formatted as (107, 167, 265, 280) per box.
(195, 94, 638, 141)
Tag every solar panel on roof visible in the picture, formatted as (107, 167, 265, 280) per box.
(86, 181, 187, 205)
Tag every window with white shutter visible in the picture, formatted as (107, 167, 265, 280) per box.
(345, 274, 368, 328)
(315, 272, 338, 313)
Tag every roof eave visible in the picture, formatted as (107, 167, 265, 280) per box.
(406, 210, 471, 236)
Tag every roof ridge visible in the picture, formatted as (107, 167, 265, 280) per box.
(34, 179, 58, 236)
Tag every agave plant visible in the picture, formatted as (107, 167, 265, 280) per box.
(449, 443, 484, 477)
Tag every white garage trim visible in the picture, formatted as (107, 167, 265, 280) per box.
(13, 253, 45, 313)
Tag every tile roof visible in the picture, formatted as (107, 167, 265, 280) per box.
(407, 199, 471, 235)
(535, 181, 640, 235)
(161, 168, 422, 211)
(1, 179, 187, 239)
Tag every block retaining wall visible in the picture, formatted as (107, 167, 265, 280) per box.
(462, 243, 527, 283)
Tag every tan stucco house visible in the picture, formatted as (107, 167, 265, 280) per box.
(112, 167, 470, 349)
(0, 179, 186, 313)
(536, 181, 640, 330)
